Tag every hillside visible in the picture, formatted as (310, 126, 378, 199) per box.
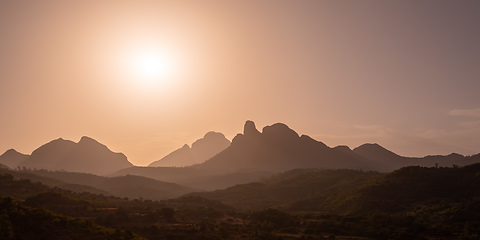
(0, 168, 109, 196)
(25, 169, 198, 200)
(0, 196, 144, 240)
(0, 173, 244, 240)
(187, 169, 382, 211)
(112, 166, 276, 190)
(288, 163, 480, 215)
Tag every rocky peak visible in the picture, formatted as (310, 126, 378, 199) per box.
(79, 136, 100, 145)
(244, 120, 261, 136)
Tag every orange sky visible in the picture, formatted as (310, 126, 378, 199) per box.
(1, 1, 480, 166)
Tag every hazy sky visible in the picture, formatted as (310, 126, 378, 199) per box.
(1, 1, 479, 166)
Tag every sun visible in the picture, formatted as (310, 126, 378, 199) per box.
(124, 47, 179, 87)
(133, 52, 171, 78)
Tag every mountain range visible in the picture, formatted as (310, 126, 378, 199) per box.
(1, 120, 479, 240)
(196, 121, 471, 173)
(1, 121, 477, 183)
(111, 120, 476, 190)
(352, 143, 465, 171)
(197, 121, 374, 172)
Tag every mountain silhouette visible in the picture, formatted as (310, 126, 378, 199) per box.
(353, 143, 464, 171)
(0, 149, 29, 169)
(148, 131, 230, 167)
(9, 136, 133, 175)
(20, 138, 77, 170)
(112, 120, 478, 190)
(197, 121, 374, 172)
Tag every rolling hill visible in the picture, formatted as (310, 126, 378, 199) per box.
(24, 169, 198, 200)
(186, 169, 382, 211)
(287, 163, 480, 215)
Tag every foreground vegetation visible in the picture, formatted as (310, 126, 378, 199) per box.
(2, 164, 480, 239)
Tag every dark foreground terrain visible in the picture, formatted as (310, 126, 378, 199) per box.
(2, 163, 480, 239)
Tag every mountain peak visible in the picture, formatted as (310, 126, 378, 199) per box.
(203, 131, 226, 139)
(353, 143, 396, 155)
(0, 148, 30, 169)
(79, 136, 100, 144)
(262, 123, 299, 139)
(3, 149, 25, 156)
(244, 120, 260, 136)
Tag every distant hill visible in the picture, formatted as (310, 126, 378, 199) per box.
(187, 169, 382, 211)
(0, 168, 110, 195)
(5, 136, 134, 175)
(287, 163, 480, 215)
(197, 121, 375, 172)
(112, 166, 275, 191)
(0, 149, 29, 169)
(148, 131, 230, 167)
(26, 169, 198, 200)
(353, 143, 465, 171)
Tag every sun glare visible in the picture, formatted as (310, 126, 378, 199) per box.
(124, 47, 179, 87)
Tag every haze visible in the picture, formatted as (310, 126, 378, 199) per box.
(1, 1, 479, 166)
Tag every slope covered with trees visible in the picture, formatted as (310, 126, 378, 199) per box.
(188, 169, 382, 211)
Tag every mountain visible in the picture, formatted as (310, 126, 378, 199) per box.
(197, 121, 375, 172)
(112, 121, 479, 190)
(20, 138, 77, 170)
(148, 131, 230, 167)
(353, 143, 465, 171)
(0, 149, 29, 169)
(17, 136, 133, 175)
(56, 136, 133, 175)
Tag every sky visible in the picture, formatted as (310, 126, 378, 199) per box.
(1, 1, 479, 166)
